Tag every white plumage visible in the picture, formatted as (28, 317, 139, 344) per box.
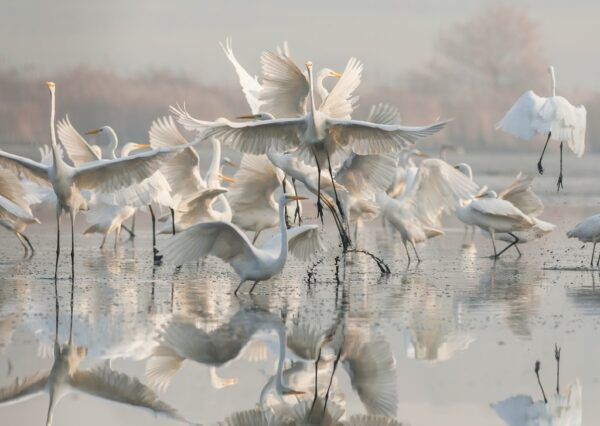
(567, 214, 600, 266)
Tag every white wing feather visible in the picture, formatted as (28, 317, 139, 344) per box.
(56, 115, 102, 166)
(259, 50, 308, 117)
(0, 150, 50, 186)
(498, 173, 544, 217)
(261, 224, 323, 261)
(221, 38, 263, 114)
(319, 57, 363, 119)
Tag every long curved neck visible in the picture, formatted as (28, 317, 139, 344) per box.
(549, 66, 556, 97)
(206, 138, 221, 187)
(48, 89, 60, 167)
(103, 127, 118, 159)
(316, 70, 329, 106)
(307, 66, 317, 117)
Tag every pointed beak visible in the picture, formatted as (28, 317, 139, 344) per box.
(282, 389, 305, 396)
(219, 174, 236, 184)
(85, 128, 102, 135)
(329, 70, 343, 78)
(286, 195, 307, 201)
(225, 159, 237, 168)
(133, 143, 150, 149)
(236, 114, 259, 120)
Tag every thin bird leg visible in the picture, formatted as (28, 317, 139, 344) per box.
(114, 226, 121, 250)
(537, 132, 551, 175)
(490, 229, 498, 258)
(514, 244, 522, 257)
(55, 209, 60, 279)
(596, 243, 600, 267)
(170, 208, 176, 235)
(591, 242, 596, 267)
(496, 232, 520, 257)
(249, 280, 260, 294)
(314, 155, 324, 223)
(252, 230, 262, 244)
(557, 141, 564, 192)
(535, 361, 548, 404)
(130, 213, 136, 236)
(403, 241, 411, 265)
(555, 344, 561, 395)
(292, 178, 302, 225)
(282, 179, 292, 228)
(148, 205, 161, 264)
(121, 224, 135, 238)
(234, 280, 246, 295)
(15, 232, 28, 256)
(410, 240, 421, 263)
(70, 211, 75, 279)
(323, 347, 343, 415)
(325, 149, 345, 222)
(322, 195, 351, 251)
(20, 233, 35, 256)
(99, 234, 107, 249)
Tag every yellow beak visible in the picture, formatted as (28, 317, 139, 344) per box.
(282, 389, 305, 396)
(329, 70, 343, 78)
(236, 114, 259, 120)
(219, 174, 236, 184)
(133, 143, 150, 149)
(85, 128, 102, 135)
(46, 81, 55, 89)
(286, 195, 307, 201)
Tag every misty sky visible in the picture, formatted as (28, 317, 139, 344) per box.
(1, 0, 599, 89)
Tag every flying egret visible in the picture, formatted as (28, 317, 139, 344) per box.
(158, 194, 323, 294)
(376, 159, 479, 263)
(172, 61, 449, 221)
(496, 66, 587, 191)
(0, 169, 40, 256)
(567, 214, 600, 267)
(0, 82, 186, 278)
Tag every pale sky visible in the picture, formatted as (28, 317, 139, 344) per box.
(1, 0, 599, 89)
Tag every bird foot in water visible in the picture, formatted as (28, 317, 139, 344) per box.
(556, 174, 564, 192)
(537, 161, 544, 175)
(153, 248, 163, 265)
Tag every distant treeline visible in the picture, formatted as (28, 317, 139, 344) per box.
(0, 5, 597, 157)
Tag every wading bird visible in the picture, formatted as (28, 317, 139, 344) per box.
(567, 214, 600, 267)
(496, 66, 587, 191)
(158, 194, 323, 294)
(0, 82, 183, 278)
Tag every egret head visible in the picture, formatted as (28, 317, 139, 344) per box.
(482, 190, 498, 198)
(220, 156, 237, 168)
(454, 163, 473, 180)
(236, 112, 274, 121)
(121, 142, 150, 157)
(45, 81, 56, 92)
(547, 65, 555, 75)
(305, 61, 313, 73)
(323, 68, 342, 79)
(85, 127, 103, 136)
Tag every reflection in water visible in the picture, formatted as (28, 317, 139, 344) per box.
(567, 271, 600, 315)
(0, 281, 189, 425)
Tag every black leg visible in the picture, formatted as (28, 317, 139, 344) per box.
(130, 213, 136, 236)
(282, 179, 291, 228)
(314, 155, 324, 223)
(70, 211, 75, 280)
(54, 210, 60, 279)
(323, 346, 343, 414)
(556, 141, 564, 192)
(591, 242, 596, 268)
(292, 178, 302, 225)
(170, 208, 176, 235)
(21, 233, 35, 257)
(326, 149, 345, 223)
(149, 205, 162, 264)
(538, 132, 551, 175)
(496, 233, 519, 257)
(555, 344, 561, 395)
(515, 244, 522, 257)
(249, 280, 260, 294)
(310, 349, 322, 413)
(535, 360, 548, 404)
(122, 224, 135, 238)
(234, 280, 245, 295)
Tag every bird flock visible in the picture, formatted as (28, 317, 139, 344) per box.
(0, 39, 595, 293)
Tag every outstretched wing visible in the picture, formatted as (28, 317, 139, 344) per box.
(73, 148, 176, 193)
(0, 168, 34, 211)
(171, 104, 304, 155)
(221, 38, 263, 114)
(367, 103, 401, 126)
(319, 57, 363, 119)
(470, 197, 534, 226)
(259, 50, 308, 117)
(261, 224, 324, 261)
(227, 155, 284, 208)
(0, 151, 50, 186)
(56, 115, 102, 166)
(496, 90, 547, 140)
(71, 365, 187, 423)
(539, 96, 586, 157)
(326, 118, 450, 155)
(0, 372, 48, 405)
(158, 221, 256, 266)
(149, 116, 205, 202)
(402, 159, 479, 225)
(336, 153, 397, 197)
(498, 173, 544, 217)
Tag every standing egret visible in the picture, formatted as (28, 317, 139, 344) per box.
(172, 62, 448, 220)
(496, 66, 586, 191)
(567, 214, 600, 267)
(158, 194, 323, 294)
(0, 82, 183, 277)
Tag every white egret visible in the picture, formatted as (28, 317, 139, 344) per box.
(0, 82, 184, 277)
(496, 66, 587, 191)
(567, 214, 600, 267)
(456, 190, 535, 258)
(158, 194, 323, 294)
(376, 159, 479, 263)
(57, 117, 174, 259)
(0, 169, 40, 256)
(172, 61, 448, 220)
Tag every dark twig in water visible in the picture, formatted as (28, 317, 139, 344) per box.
(346, 249, 391, 273)
(535, 360, 548, 404)
(334, 256, 341, 285)
(555, 344, 561, 395)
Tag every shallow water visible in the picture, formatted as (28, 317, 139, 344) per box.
(0, 154, 598, 425)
